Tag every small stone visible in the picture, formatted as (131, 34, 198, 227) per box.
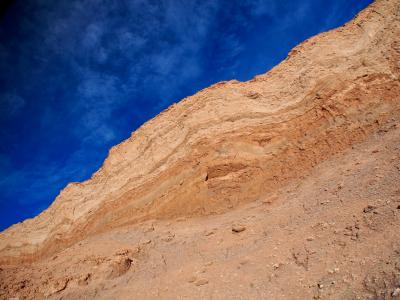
(195, 279, 209, 286)
(306, 236, 315, 241)
(232, 225, 246, 233)
(392, 288, 400, 297)
(204, 230, 215, 236)
(363, 205, 376, 213)
(78, 273, 91, 286)
(328, 267, 339, 274)
(107, 257, 133, 279)
(273, 263, 283, 270)
(187, 276, 197, 283)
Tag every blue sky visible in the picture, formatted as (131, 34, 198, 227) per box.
(0, 0, 372, 230)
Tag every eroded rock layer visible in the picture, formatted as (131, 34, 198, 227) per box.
(0, 0, 399, 290)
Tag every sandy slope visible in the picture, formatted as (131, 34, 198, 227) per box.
(1, 0, 400, 298)
(1, 115, 400, 299)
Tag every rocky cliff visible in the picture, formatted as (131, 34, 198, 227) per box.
(1, 0, 400, 299)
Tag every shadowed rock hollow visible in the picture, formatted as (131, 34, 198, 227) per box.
(1, 0, 400, 299)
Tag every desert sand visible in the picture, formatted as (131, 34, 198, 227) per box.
(1, 0, 400, 299)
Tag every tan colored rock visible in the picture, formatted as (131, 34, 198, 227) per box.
(1, 0, 400, 299)
(232, 224, 246, 233)
(1, 0, 400, 266)
(107, 256, 133, 279)
(194, 278, 209, 286)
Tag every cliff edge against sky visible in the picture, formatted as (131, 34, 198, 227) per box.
(1, 0, 400, 299)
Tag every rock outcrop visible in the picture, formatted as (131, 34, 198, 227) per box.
(1, 0, 400, 299)
(1, 0, 400, 265)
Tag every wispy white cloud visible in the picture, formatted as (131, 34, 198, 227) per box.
(27, 0, 222, 146)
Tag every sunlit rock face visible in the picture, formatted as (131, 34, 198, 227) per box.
(1, 0, 400, 299)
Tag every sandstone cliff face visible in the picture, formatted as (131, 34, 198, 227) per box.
(0, 0, 399, 267)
